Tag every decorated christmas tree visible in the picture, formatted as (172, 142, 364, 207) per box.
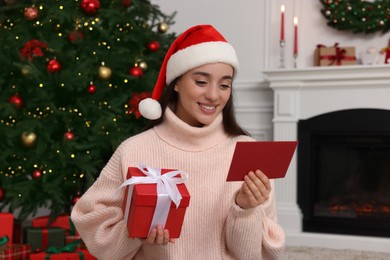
(0, 0, 176, 221)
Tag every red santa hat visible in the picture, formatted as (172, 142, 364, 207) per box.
(138, 24, 239, 120)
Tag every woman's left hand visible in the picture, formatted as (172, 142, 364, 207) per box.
(235, 169, 271, 209)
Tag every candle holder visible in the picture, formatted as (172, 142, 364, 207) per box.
(293, 53, 298, 68)
(279, 40, 286, 68)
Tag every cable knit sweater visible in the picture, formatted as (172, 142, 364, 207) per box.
(71, 107, 286, 260)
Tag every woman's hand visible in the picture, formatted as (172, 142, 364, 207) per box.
(235, 169, 271, 209)
(143, 224, 175, 246)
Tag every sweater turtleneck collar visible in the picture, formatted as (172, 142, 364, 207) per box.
(153, 107, 229, 152)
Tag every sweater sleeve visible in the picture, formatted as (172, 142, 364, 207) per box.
(225, 181, 286, 260)
(70, 143, 142, 260)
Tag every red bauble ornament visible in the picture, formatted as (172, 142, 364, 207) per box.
(68, 30, 85, 43)
(0, 187, 4, 202)
(24, 6, 39, 20)
(87, 84, 97, 94)
(8, 94, 23, 109)
(81, 0, 101, 15)
(147, 41, 160, 52)
(32, 169, 42, 179)
(47, 59, 62, 73)
(64, 131, 75, 140)
(72, 194, 81, 205)
(129, 66, 143, 77)
(122, 0, 132, 7)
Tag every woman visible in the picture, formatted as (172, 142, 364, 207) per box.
(71, 24, 286, 259)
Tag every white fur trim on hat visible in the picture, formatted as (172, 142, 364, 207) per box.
(138, 98, 162, 120)
(166, 41, 239, 85)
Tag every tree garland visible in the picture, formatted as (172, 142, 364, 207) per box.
(319, 0, 390, 34)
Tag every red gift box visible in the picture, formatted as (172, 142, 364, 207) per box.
(30, 249, 96, 260)
(32, 214, 78, 236)
(0, 213, 14, 245)
(0, 244, 31, 260)
(121, 165, 190, 238)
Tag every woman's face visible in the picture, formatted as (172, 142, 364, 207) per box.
(174, 63, 233, 127)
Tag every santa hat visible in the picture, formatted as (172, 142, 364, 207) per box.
(138, 24, 239, 120)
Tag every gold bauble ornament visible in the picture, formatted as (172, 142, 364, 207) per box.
(99, 65, 112, 80)
(139, 61, 148, 71)
(21, 131, 37, 147)
(21, 65, 31, 76)
(158, 22, 169, 33)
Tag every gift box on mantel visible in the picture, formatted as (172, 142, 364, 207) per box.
(118, 164, 190, 238)
(0, 213, 13, 245)
(314, 43, 356, 66)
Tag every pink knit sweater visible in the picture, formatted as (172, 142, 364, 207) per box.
(71, 108, 286, 259)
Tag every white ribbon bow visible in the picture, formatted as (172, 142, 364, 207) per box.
(116, 163, 188, 235)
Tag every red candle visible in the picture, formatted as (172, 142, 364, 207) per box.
(280, 5, 285, 41)
(293, 17, 298, 55)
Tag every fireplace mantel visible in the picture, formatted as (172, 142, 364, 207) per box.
(263, 65, 390, 253)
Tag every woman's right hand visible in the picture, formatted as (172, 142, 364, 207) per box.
(143, 224, 175, 246)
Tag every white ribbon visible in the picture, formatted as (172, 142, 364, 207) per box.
(116, 163, 188, 236)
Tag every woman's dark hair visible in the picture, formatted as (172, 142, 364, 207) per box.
(145, 78, 250, 137)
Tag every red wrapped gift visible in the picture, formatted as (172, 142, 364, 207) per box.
(32, 214, 78, 236)
(0, 243, 31, 260)
(30, 249, 96, 260)
(0, 213, 14, 245)
(118, 164, 190, 238)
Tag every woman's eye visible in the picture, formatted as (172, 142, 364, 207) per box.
(220, 84, 231, 89)
(195, 80, 207, 86)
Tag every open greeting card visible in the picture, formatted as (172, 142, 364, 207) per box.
(226, 141, 298, 181)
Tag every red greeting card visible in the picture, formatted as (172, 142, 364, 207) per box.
(226, 141, 297, 181)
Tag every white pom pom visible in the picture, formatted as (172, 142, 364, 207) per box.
(139, 98, 162, 120)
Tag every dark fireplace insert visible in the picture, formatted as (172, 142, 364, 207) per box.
(297, 109, 390, 238)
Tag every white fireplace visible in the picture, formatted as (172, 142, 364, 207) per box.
(263, 65, 390, 253)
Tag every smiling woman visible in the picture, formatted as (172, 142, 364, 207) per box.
(319, 0, 390, 33)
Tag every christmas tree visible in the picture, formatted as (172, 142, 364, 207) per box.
(0, 0, 176, 221)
